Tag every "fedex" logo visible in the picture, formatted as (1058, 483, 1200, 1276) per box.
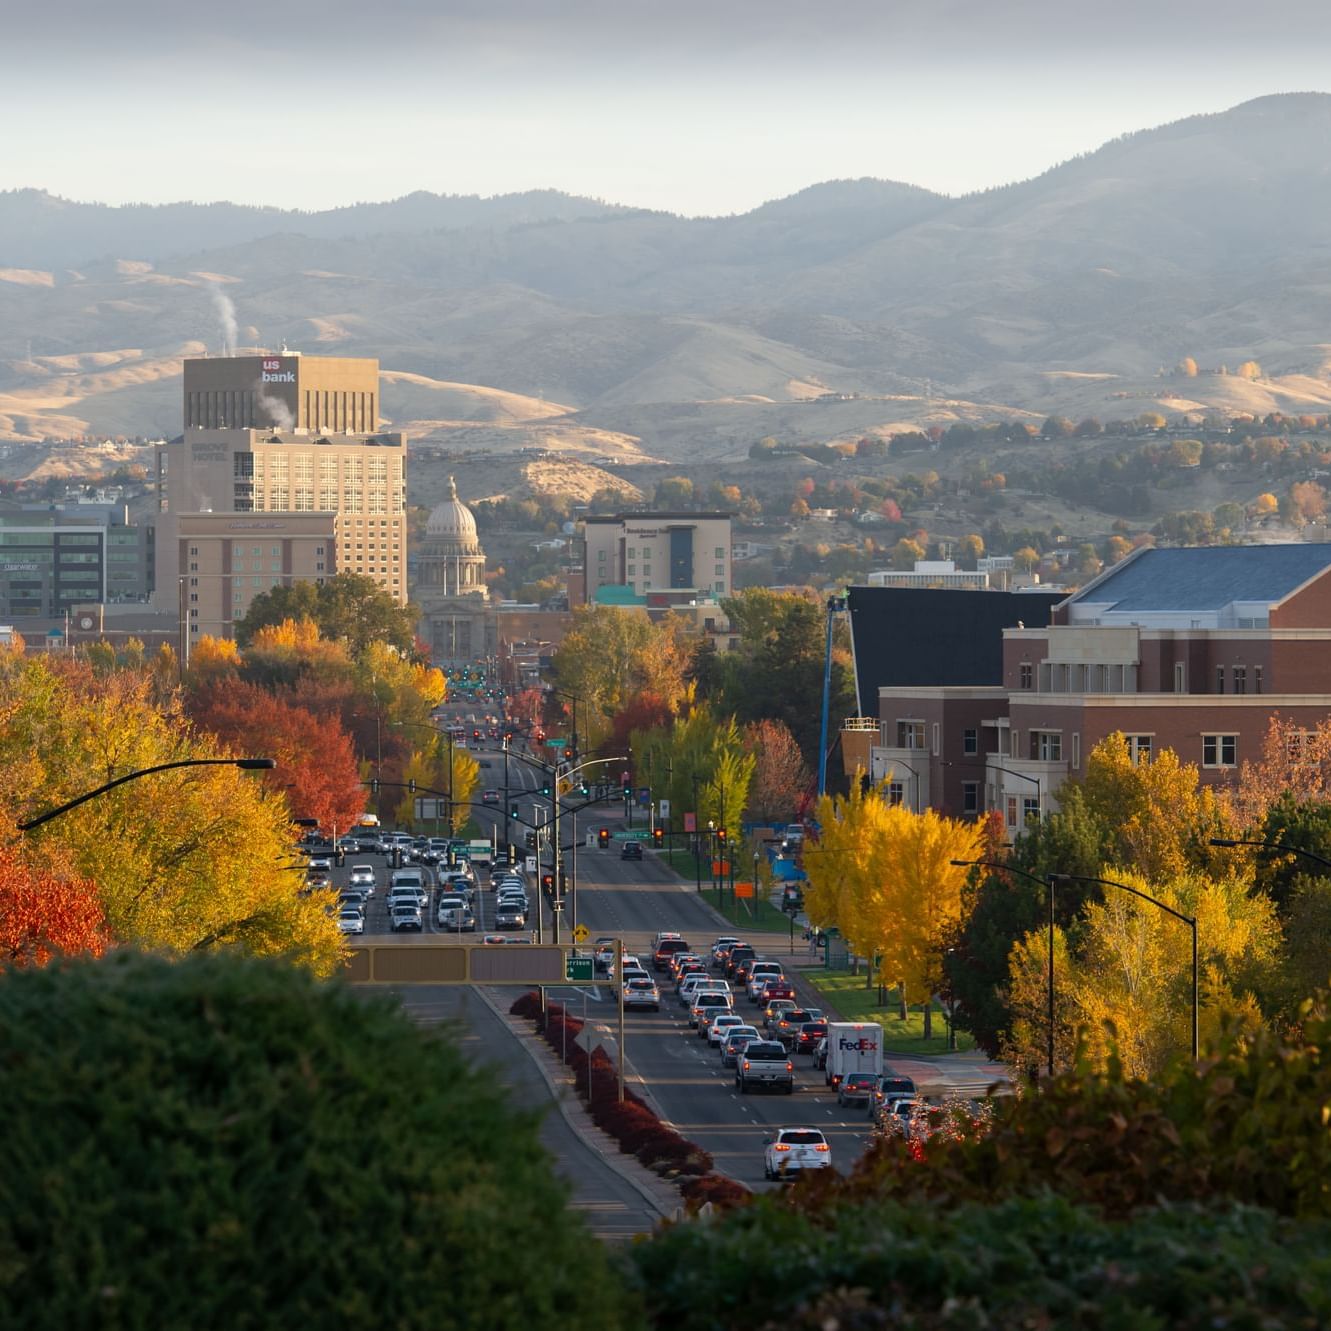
(838, 1036, 879, 1052)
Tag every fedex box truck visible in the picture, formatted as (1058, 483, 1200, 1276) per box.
(825, 1022, 884, 1088)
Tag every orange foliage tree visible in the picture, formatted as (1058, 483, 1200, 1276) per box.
(0, 842, 111, 968)
(188, 681, 365, 833)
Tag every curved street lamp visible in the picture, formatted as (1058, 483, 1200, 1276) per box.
(18, 758, 276, 832)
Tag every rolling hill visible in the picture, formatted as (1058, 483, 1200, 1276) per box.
(2, 94, 1331, 455)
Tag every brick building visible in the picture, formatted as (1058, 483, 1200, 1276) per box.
(858, 544, 1331, 833)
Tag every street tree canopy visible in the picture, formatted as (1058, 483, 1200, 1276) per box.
(237, 571, 419, 657)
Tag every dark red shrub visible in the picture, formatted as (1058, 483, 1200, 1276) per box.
(679, 1173, 751, 1212)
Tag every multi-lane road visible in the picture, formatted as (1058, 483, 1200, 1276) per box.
(339, 719, 1005, 1204)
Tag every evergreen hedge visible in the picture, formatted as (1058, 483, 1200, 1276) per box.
(0, 951, 638, 1330)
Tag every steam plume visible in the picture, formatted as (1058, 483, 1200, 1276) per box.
(207, 282, 238, 356)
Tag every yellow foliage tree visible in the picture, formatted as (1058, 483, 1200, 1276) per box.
(0, 656, 344, 974)
(804, 781, 980, 1035)
(1003, 869, 1277, 1078)
(1251, 492, 1279, 517)
(1078, 733, 1235, 885)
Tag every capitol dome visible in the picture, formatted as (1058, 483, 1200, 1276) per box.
(425, 476, 480, 545)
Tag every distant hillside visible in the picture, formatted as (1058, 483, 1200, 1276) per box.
(2, 95, 1331, 455)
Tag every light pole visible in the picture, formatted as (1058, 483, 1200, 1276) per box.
(19, 757, 276, 831)
(881, 758, 921, 813)
(546, 686, 583, 761)
(392, 719, 455, 830)
(952, 858, 1057, 1077)
(1210, 837, 1331, 872)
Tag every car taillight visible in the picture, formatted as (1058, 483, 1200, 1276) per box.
(785, 1063, 793, 1072)
(773, 1143, 790, 1152)
(742, 1061, 750, 1070)
(815, 1143, 829, 1152)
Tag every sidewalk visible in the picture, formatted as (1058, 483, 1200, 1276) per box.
(473, 985, 681, 1220)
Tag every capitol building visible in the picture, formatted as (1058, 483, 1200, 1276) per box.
(413, 477, 496, 666)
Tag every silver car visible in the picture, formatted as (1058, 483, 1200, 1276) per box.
(720, 1027, 761, 1068)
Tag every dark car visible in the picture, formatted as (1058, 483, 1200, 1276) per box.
(725, 945, 756, 978)
(868, 1073, 918, 1116)
(793, 1020, 827, 1055)
(773, 1008, 819, 1045)
(621, 842, 643, 861)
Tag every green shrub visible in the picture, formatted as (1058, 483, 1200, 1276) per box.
(632, 1194, 1331, 1331)
(815, 1001, 1331, 1220)
(0, 951, 639, 1330)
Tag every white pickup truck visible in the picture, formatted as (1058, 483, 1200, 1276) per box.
(735, 1039, 795, 1094)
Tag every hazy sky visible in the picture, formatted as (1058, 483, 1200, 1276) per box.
(7, 0, 1331, 214)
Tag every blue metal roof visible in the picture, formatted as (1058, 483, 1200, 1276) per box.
(1072, 544, 1331, 612)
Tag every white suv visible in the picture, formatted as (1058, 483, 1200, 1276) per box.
(763, 1126, 831, 1180)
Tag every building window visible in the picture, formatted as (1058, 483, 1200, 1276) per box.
(1254, 665, 1264, 695)
(1072, 733, 1081, 770)
(189, 546, 198, 556)
(189, 593, 198, 602)
(1233, 665, 1246, 695)
(715, 547, 725, 558)
(962, 781, 979, 816)
(1125, 734, 1153, 765)
(931, 722, 940, 756)
(897, 720, 925, 749)
(962, 728, 978, 756)
(1216, 666, 1225, 694)
(1174, 662, 1186, 693)
(1023, 797, 1040, 825)
(887, 781, 905, 807)
(714, 581, 724, 592)
(1006, 796, 1018, 827)
(1030, 730, 1062, 761)
(1203, 734, 1238, 768)
(1019, 662, 1033, 689)
(1009, 729, 1019, 758)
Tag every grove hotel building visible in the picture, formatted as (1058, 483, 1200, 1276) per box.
(156, 354, 406, 639)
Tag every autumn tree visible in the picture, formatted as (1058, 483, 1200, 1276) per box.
(187, 680, 365, 834)
(1178, 356, 1199, 377)
(742, 719, 811, 822)
(805, 782, 979, 1036)
(653, 476, 694, 508)
(958, 533, 985, 567)
(551, 607, 692, 742)
(1004, 869, 1277, 1078)
(1, 656, 343, 973)
(237, 572, 418, 657)
(0, 842, 111, 969)
(890, 537, 925, 570)
(1288, 480, 1327, 525)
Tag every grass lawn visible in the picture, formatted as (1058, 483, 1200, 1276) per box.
(656, 848, 793, 930)
(803, 967, 975, 1055)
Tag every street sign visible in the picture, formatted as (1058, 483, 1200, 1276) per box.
(683, 812, 697, 833)
(564, 956, 595, 982)
(525, 855, 538, 873)
(637, 787, 650, 807)
(658, 799, 671, 818)
(572, 924, 590, 943)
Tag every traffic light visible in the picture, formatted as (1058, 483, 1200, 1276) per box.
(507, 844, 517, 865)
(578, 782, 589, 799)
(652, 827, 664, 848)
(621, 772, 631, 795)
(524, 831, 537, 849)
(541, 780, 552, 797)
(370, 778, 380, 795)
(541, 872, 554, 894)
(510, 802, 520, 820)
(334, 847, 346, 867)
(598, 827, 610, 848)
(716, 827, 728, 845)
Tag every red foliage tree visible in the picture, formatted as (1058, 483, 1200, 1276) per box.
(187, 682, 365, 833)
(0, 844, 111, 968)
(610, 691, 674, 755)
(743, 719, 812, 822)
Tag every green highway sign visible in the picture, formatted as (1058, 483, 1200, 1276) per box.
(564, 956, 595, 983)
